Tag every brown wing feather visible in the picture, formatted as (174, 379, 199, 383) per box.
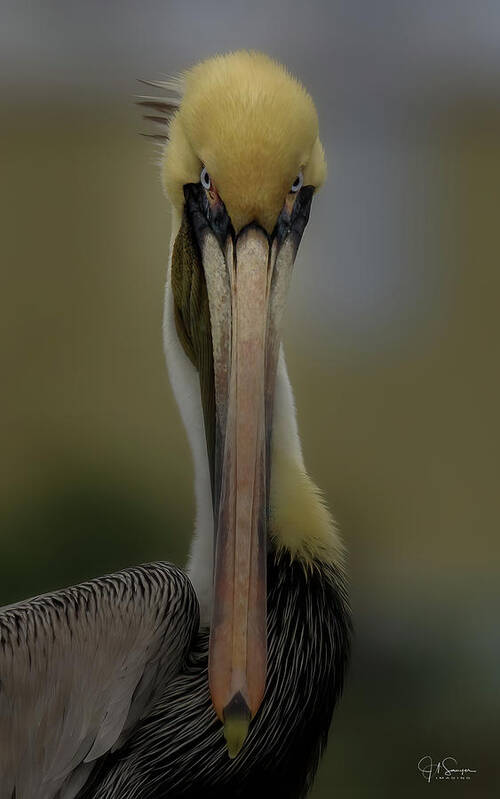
(0, 562, 198, 799)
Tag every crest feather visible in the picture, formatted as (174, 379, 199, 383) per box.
(136, 75, 184, 142)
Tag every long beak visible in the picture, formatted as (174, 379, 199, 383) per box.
(183, 183, 313, 758)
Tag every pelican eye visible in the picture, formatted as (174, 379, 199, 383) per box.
(290, 171, 303, 193)
(200, 166, 211, 190)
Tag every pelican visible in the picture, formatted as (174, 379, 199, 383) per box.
(0, 51, 351, 798)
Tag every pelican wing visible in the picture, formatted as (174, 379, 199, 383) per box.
(0, 562, 198, 799)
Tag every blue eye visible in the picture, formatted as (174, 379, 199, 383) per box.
(201, 166, 211, 190)
(291, 171, 303, 193)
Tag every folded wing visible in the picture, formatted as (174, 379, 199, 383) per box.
(0, 562, 198, 799)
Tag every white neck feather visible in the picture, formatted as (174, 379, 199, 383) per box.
(163, 211, 343, 624)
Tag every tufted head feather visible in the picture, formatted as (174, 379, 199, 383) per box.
(161, 50, 327, 233)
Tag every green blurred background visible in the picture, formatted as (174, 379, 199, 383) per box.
(1, 2, 499, 796)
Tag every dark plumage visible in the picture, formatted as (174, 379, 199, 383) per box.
(80, 552, 351, 799)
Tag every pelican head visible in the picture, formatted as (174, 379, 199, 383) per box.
(156, 51, 327, 756)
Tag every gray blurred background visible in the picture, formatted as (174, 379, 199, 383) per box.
(1, 1, 499, 796)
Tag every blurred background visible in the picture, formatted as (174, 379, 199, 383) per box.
(1, 1, 499, 796)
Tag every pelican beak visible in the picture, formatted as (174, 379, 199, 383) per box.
(183, 183, 313, 757)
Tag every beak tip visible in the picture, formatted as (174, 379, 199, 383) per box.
(223, 691, 252, 759)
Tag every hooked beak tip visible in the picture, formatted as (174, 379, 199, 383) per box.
(223, 692, 252, 759)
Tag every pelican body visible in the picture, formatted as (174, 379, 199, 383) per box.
(0, 52, 351, 798)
